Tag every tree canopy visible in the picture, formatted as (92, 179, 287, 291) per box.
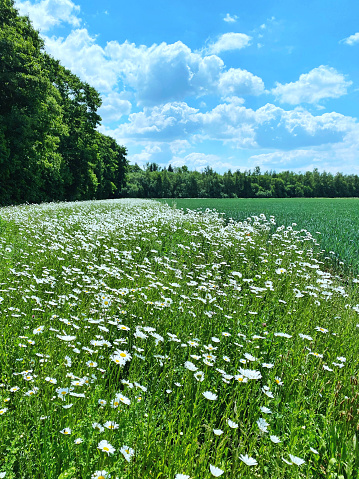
(0, 0, 127, 205)
(122, 164, 359, 199)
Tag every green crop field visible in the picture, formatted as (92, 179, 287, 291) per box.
(1, 199, 359, 479)
(160, 198, 359, 275)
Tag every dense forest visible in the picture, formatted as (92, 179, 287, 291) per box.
(123, 163, 359, 198)
(0, 0, 127, 205)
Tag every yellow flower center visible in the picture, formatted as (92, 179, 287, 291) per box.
(103, 446, 109, 451)
(120, 353, 126, 357)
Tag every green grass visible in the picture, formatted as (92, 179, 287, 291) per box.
(160, 198, 359, 274)
(0, 199, 359, 478)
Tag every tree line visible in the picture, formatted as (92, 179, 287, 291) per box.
(0, 0, 127, 206)
(122, 163, 359, 198)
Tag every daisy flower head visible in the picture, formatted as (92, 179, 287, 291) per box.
(91, 471, 111, 479)
(33, 326, 45, 335)
(102, 297, 111, 308)
(45, 377, 57, 384)
(239, 368, 261, 380)
(262, 363, 274, 369)
(234, 374, 248, 384)
(209, 464, 224, 477)
(239, 454, 258, 466)
(227, 419, 238, 429)
(184, 361, 198, 372)
(257, 417, 269, 433)
(60, 428, 72, 435)
(86, 361, 98, 368)
(0, 408, 8, 415)
(275, 268, 287, 274)
(56, 387, 72, 400)
(98, 440, 116, 456)
(270, 435, 281, 443)
(203, 391, 217, 401)
(288, 454, 305, 466)
(57, 334, 76, 342)
(315, 326, 328, 334)
(299, 333, 313, 341)
(120, 445, 135, 462)
(92, 422, 104, 433)
(175, 475, 190, 479)
(114, 393, 131, 405)
(274, 376, 283, 386)
(104, 421, 119, 430)
(194, 371, 204, 382)
(98, 399, 107, 406)
(213, 428, 224, 436)
(74, 438, 83, 444)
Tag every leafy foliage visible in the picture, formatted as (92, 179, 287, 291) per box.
(123, 164, 359, 199)
(0, 0, 127, 205)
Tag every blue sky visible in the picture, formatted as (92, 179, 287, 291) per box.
(15, 0, 359, 173)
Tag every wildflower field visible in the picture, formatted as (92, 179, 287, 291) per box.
(0, 199, 359, 479)
(161, 198, 359, 275)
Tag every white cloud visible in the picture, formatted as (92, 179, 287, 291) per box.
(106, 40, 225, 105)
(104, 102, 201, 145)
(223, 13, 238, 23)
(248, 125, 359, 174)
(208, 33, 252, 54)
(341, 32, 359, 46)
(45, 33, 227, 103)
(171, 152, 232, 172)
(15, 0, 81, 32)
(102, 99, 357, 154)
(218, 68, 265, 96)
(44, 29, 118, 92)
(97, 92, 132, 123)
(271, 65, 352, 105)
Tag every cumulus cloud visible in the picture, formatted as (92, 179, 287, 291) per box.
(271, 65, 352, 105)
(171, 152, 232, 171)
(45, 33, 227, 103)
(44, 29, 118, 92)
(341, 32, 359, 46)
(44, 32, 263, 106)
(248, 125, 359, 174)
(109, 102, 201, 142)
(218, 68, 265, 96)
(106, 41, 225, 105)
(103, 98, 357, 154)
(15, 0, 81, 31)
(223, 13, 238, 23)
(97, 92, 132, 123)
(208, 33, 252, 54)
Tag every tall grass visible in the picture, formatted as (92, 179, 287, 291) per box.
(160, 198, 359, 274)
(0, 199, 358, 478)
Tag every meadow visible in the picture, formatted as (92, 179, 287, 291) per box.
(160, 198, 359, 275)
(0, 199, 359, 479)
